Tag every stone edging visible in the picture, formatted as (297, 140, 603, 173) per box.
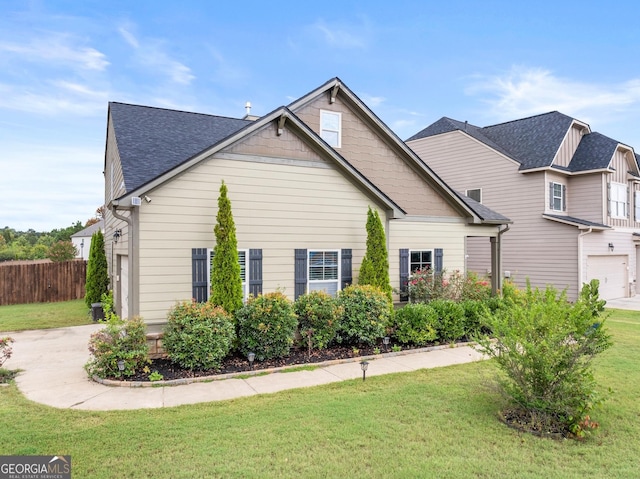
(92, 341, 476, 388)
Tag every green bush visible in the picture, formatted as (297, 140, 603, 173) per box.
(335, 285, 390, 346)
(460, 300, 490, 337)
(295, 291, 342, 350)
(85, 316, 149, 379)
(163, 301, 236, 371)
(474, 281, 612, 438)
(430, 299, 466, 342)
(236, 292, 297, 361)
(392, 303, 437, 345)
(85, 230, 109, 309)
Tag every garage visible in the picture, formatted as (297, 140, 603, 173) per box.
(586, 255, 628, 300)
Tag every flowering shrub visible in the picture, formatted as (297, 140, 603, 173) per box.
(335, 285, 390, 346)
(236, 292, 297, 361)
(85, 316, 150, 379)
(163, 301, 235, 371)
(0, 336, 14, 367)
(408, 268, 490, 303)
(295, 291, 342, 351)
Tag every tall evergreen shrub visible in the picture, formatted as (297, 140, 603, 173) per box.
(210, 181, 243, 315)
(358, 207, 392, 302)
(85, 230, 109, 308)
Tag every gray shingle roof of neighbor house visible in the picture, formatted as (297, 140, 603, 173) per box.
(70, 219, 104, 238)
(407, 111, 638, 173)
(109, 102, 252, 193)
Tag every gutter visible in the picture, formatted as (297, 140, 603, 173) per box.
(110, 202, 134, 319)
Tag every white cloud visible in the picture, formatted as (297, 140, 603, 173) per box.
(359, 93, 385, 107)
(0, 81, 107, 116)
(118, 23, 195, 85)
(0, 35, 109, 71)
(466, 66, 640, 121)
(311, 18, 371, 49)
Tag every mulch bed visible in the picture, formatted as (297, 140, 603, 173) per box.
(125, 343, 412, 382)
(498, 408, 569, 439)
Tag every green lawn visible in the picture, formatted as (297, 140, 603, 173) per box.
(0, 308, 638, 478)
(0, 299, 91, 332)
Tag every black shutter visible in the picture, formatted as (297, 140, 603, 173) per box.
(549, 183, 554, 209)
(607, 183, 611, 215)
(294, 249, 307, 300)
(341, 249, 352, 290)
(399, 248, 409, 301)
(562, 185, 567, 211)
(434, 248, 444, 273)
(192, 248, 208, 303)
(249, 249, 263, 297)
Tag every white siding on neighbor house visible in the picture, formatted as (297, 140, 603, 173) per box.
(553, 125, 585, 168)
(409, 131, 582, 299)
(135, 154, 385, 323)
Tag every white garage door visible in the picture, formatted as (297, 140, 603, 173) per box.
(586, 255, 627, 300)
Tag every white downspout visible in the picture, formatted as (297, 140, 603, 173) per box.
(577, 227, 593, 293)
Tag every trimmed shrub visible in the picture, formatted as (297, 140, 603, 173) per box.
(85, 316, 149, 379)
(210, 181, 244, 315)
(430, 299, 466, 342)
(85, 230, 109, 309)
(295, 291, 342, 350)
(392, 303, 438, 346)
(163, 301, 236, 371)
(460, 300, 491, 337)
(236, 292, 297, 361)
(335, 285, 389, 346)
(474, 281, 612, 437)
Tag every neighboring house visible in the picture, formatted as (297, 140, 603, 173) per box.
(70, 220, 104, 260)
(407, 111, 640, 301)
(103, 78, 510, 325)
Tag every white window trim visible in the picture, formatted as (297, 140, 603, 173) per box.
(409, 249, 434, 274)
(308, 249, 341, 296)
(465, 188, 482, 204)
(320, 110, 342, 148)
(551, 182, 564, 212)
(207, 248, 249, 301)
(610, 182, 628, 219)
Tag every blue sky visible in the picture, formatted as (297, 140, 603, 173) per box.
(3, 0, 640, 231)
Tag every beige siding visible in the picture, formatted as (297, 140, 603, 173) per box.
(293, 94, 461, 217)
(607, 148, 639, 228)
(136, 155, 385, 322)
(409, 132, 581, 299)
(553, 125, 584, 167)
(582, 229, 636, 296)
(569, 173, 604, 223)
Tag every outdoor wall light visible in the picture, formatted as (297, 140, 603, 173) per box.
(248, 352, 256, 369)
(360, 360, 369, 381)
(608, 243, 614, 253)
(383, 336, 390, 351)
(113, 229, 122, 243)
(117, 360, 125, 372)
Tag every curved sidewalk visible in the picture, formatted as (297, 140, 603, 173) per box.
(3, 324, 485, 411)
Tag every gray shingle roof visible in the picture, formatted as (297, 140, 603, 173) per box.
(71, 219, 104, 238)
(543, 214, 609, 229)
(109, 102, 252, 193)
(454, 191, 511, 224)
(568, 132, 618, 172)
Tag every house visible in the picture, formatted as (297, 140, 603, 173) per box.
(103, 78, 510, 326)
(70, 220, 104, 260)
(407, 111, 640, 301)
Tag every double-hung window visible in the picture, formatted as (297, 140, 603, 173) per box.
(409, 250, 433, 273)
(320, 110, 341, 148)
(549, 182, 566, 212)
(208, 249, 249, 300)
(308, 250, 340, 296)
(610, 182, 628, 219)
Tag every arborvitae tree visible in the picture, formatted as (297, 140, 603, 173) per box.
(210, 181, 243, 315)
(85, 230, 109, 308)
(358, 206, 392, 302)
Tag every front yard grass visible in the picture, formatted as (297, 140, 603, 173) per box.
(0, 308, 637, 478)
(0, 299, 90, 332)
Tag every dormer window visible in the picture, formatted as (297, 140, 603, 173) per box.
(320, 110, 341, 148)
(549, 182, 566, 212)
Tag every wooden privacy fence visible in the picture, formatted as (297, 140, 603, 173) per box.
(0, 260, 87, 306)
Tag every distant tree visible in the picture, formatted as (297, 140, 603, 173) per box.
(85, 231, 109, 308)
(85, 217, 100, 227)
(48, 240, 77, 262)
(95, 205, 106, 220)
(358, 207, 392, 302)
(210, 181, 243, 315)
(51, 221, 84, 243)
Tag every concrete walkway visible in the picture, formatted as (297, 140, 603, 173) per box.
(2, 324, 484, 411)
